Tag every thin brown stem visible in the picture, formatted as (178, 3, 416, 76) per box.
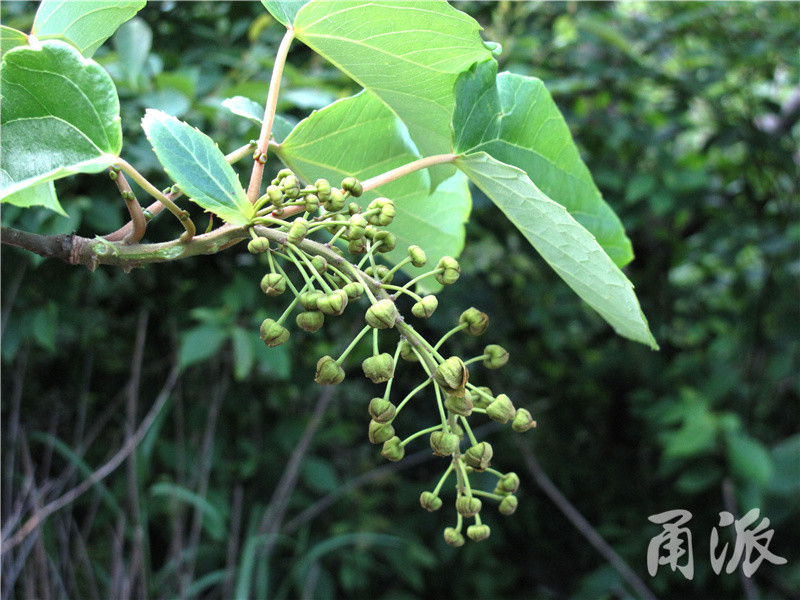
(361, 153, 457, 193)
(247, 28, 295, 203)
(110, 168, 147, 244)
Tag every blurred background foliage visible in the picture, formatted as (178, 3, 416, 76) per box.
(1, 2, 798, 599)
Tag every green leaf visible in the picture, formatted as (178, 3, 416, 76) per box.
(149, 481, 226, 541)
(232, 327, 255, 381)
(32, 0, 146, 57)
(453, 59, 633, 267)
(260, 0, 310, 28)
(277, 91, 469, 273)
(221, 95, 264, 126)
(178, 325, 229, 369)
(0, 40, 122, 200)
(456, 152, 658, 348)
(292, 0, 491, 188)
(113, 16, 151, 87)
(2, 182, 66, 216)
(301, 457, 339, 494)
(726, 433, 774, 487)
(141, 109, 254, 226)
(1, 25, 28, 58)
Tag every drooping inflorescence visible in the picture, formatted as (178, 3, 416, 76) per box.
(248, 169, 537, 545)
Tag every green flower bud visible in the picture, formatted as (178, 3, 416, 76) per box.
(365, 299, 398, 329)
(260, 273, 286, 296)
(299, 290, 324, 310)
(444, 394, 473, 417)
(362, 353, 395, 384)
(464, 442, 493, 471)
(399, 340, 418, 362)
(341, 176, 363, 197)
(497, 472, 520, 494)
(304, 193, 320, 213)
(274, 168, 293, 182)
(315, 178, 332, 201)
(286, 217, 309, 245)
(483, 344, 509, 369)
(266, 185, 283, 206)
(346, 213, 367, 240)
(322, 188, 345, 212)
(469, 386, 494, 410)
(365, 265, 392, 283)
(310, 255, 327, 274)
(366, 197, 395, 226)
(411, 295, 438, 319)
(343, 282, 365, 300)
(373, 230, 396, 253)
(429, 431, 460, 456)
(348, 202, 361, 215)
(260, 318, 289, 347)
(434, 256, 460, 285)
(408, 245, 427, 267)
(368, 419, 395, 444)
(317, 289, 349, 316)
(498, 495, 518, 516)
(434, 356, 469, 397)
(467, 524, 491, 542)
(420, 491, 442, 512)
(459, 307, 489, 336)
(381, 436, 405, 462)
(314, 355, 344, 385)
(296, 310, 324, 333)
(247, 238, 270, 254)
(443, 527, 465, 547)
(512, 408, 537, 433)
(364, 224, 378, 240)
(455, 495, 482, 518)
(282, 174, 300, 199)
(368, 398, 396, 423)
(451, 422, 465, 440)
(486, 394, 516, 424)
(348, 238, 368, 255)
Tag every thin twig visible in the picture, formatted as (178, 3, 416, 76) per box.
(515, 439, 658, 600)
(223, 484, 244, 600)
(361, 153, 457, 193)
(1, 366, 180, 555)
(110, 168, 147, 244)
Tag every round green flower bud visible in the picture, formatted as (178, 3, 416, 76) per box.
(348, 238, 367, 255)
(341, 177, 363, 197)
(498, 495, 518, 516)
(434, 256, 460, 285)
(368, 419, 395, 445)
(455, 495, 482, 518)
(299, 290, 324, 311)
(296, 310, 324, 333)
(365, 299, 398, 329)
(444, 394, 473, 417)
(434, 356, 469, 397)
(310, 256, 327, 274)
(365, 265, 392, 283)
(429, 431, 460, 456)
(381, 436, 405, 462)
(464, 442, 493, 471)
(466, 524, 491, 542)
(362, 353, 395, 384)
(315, 178, 332, 201)
(498, 472, 520, 494)
(512, 408, 537, 433)
(469, 386, 494, 410)
(459, 307, 489, 336)
(366, 197, 395, 227)
(266, 185, 283, 206)
(483, 344, 509, 369)
(260, 318, 289, 347)
(317, 289, 349, 316)
(322, 188, 345, 212)
(407, 245, 427, 267)
(486, 394, 516, 424)
(411, 295, 438, 319)
(373, 230, 396, 253)
(420, 491, 442, 512)
(274, 168, 293, 182)
(346, 214, 367, 240)
(282, 174, 300, 199)
(364, 224, 378, 240)
(399, 340, 418, 362)
(286, 217, 309, 245)
(443, 527, 465, 547)
(247, 238, 270, 254)
(368, 398, 396, 423)
(304, 193, 320, 213)
(343, 282, 365, 300)
(260, 273, 286, 297)
(348, 202, 361, 215)
(314, 356, 344, 385)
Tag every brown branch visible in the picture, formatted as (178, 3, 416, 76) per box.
(109, 168, 147, 244)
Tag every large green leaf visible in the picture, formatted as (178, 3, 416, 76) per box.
(292, 0, 492, 188)
(0, 40, 122, 201)
(1, 25, 28, 58)
(453, 59, 634, 267)
(456, 152, 657, 349)
(260, 0, 310, 27)
(141, 109, 254, 226)
(2, 182, 66, 216)
(31, 0, 146, 57)
(276, 91, 469, 274)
